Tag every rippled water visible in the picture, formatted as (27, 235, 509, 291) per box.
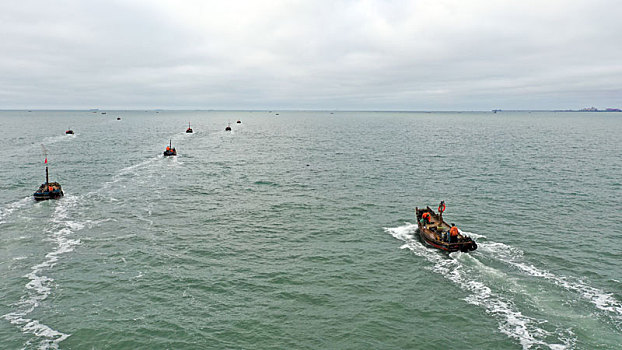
(1, 110, 621, 349)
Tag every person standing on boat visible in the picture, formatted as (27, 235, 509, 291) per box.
(421, 212, 431, 227)
(438, 201, 446, 223)
(449, 224, 459, 243)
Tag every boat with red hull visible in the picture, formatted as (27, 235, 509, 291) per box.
(415, 206, 477, 252)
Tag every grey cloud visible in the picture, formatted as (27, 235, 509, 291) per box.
(1, 0, 621, 110)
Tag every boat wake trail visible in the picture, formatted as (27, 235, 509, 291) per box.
(476, 241, 622, 331)
(39, 134, 75, 147)
(0, 197, 32, 225)
(2, 195, 84, 349)
(385, 223, 573, 350)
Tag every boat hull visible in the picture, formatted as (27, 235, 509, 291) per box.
(33, 182, 64, 201)
(33, 190, 64, 201)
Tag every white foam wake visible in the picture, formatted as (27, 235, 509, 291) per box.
(41, 134, 75, 145)
(0, 197, 32, 224)
(3, 195, 83, 349)
(478, 241, 622, 324)
(385, 223, 571, 350)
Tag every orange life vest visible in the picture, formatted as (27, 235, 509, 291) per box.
(422, 212, 430, 219)
(450, 226, 459, 236)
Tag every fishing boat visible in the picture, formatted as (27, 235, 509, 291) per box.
(33, 149, 64, 201)
(163, 139, 177, 156)
(65, 128, 74, 134)
(415, 203, 477, 252)
(186, 122, 193, 133)
(225, 123, 231, 131)
(236, 120, 241, 124)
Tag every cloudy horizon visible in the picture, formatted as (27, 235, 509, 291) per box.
(1, 0, 621, 111)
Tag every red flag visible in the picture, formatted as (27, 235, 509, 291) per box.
(44, 158, 47, 164)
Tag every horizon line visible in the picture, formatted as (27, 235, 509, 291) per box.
(1, 108, 619, 113)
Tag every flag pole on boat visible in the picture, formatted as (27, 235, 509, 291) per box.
(41, 144, 49, 185)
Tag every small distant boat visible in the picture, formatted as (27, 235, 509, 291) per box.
(101, 112, 106, 114)
(117, 117, 121, 120)
(225, 123, 231, 131)
(415, 204, 477, 252)
(236, 120, 241, 124)
(186, 122, 193, 133)
(65, 128, 74, 135)
(33, 149, 64, 201)
(163, 139, 177, 156)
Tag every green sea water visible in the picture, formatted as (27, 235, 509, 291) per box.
(0, 110, 621, 349)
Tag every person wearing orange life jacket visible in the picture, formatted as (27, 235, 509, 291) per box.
(421, 212, 431, 226)
(449, 223, 459, 243)
(48, 185, 53, 192)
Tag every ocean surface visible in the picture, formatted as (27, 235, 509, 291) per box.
(0, 110, 621, 349)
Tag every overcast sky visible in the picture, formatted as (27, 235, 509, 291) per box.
(1, 0, 621, 110)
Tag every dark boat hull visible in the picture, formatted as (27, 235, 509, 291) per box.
(33, 190, 64, 201)
(33, 182, 64, 201)
(418, 230, 476, 252)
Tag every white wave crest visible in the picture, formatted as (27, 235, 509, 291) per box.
(459, 229, 487, 239)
